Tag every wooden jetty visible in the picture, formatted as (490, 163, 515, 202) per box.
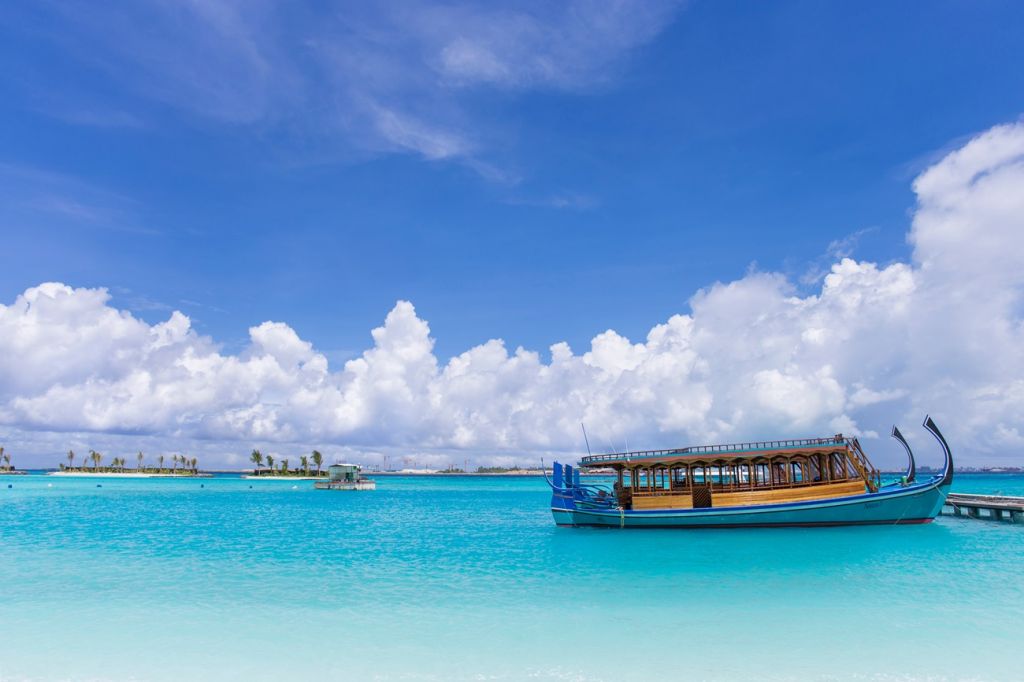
(943, 493, 1024, 523)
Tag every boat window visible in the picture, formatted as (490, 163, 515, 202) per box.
(812, 454, 826, 482)
(671, 466, 687, 490)
(831, 452, 851, 480)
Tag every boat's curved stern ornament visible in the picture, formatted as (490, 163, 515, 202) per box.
(922, 415, 954, 489)
(891, 425, 916, 484)
(549, 461, 573, 525)
(549, 461, 617, 525)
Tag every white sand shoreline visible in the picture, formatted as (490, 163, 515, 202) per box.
(47, 471, 212, 478)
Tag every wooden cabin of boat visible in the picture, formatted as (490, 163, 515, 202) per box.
(579, 435, 880, 511)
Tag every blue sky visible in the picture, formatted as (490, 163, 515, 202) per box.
(1, 1, 1024, 467)
(3, 1, 1021, 358)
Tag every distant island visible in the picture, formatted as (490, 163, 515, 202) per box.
(52, 449, 208, 477)
(241, 449, 329, 479)
(376, 465, 552, 475)
(914, 465, 1024, 474)
(14, 443, 1020, 478)
(0, 445, 26, 475)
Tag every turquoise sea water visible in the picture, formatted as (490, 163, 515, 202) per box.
(2, 473, 1023, 682)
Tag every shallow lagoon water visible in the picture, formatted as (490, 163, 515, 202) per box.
(2, 473, 1022, 681)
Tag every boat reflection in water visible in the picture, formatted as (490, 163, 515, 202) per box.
(549, 416, 952, 528)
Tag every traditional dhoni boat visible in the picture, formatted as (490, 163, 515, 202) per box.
(548, 416, 952, 528)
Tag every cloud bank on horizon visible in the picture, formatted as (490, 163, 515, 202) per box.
(2, 121, 1023, 467)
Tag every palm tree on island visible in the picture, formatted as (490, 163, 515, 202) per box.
(266, 455, 275, 473)
(191, 457, 198, 473)
(301, 455, 309, 476)
(280, 459, 289, 475)
(312, 450, 323, 477)
(137, 451, 144, 471)
(67, 450, 75, 470)
(250, 449, 263, 475)
(158, 454, 165, 473)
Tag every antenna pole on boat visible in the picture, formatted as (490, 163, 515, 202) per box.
(581, 423, 593, 457)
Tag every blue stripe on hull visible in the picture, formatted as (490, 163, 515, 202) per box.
(550, 515, 934, 529)
(552, 478, 949, 528)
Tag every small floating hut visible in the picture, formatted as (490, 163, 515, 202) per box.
(314, 464, 375, 491)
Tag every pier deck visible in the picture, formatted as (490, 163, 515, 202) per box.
(943, 493, 1024, 523)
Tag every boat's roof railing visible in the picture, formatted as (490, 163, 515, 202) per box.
(579, 436, 848, 467)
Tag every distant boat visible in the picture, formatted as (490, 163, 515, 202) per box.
(314, 464, 376, 491)
(548, 416, 952, 528)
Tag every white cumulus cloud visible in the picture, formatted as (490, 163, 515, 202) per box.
(2, 121, 1024, 467)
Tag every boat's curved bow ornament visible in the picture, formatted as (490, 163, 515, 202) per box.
(922, 415, 954, 489)
(891, 425, 916, 484)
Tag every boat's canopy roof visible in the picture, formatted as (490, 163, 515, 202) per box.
(579, 436, 850, 468)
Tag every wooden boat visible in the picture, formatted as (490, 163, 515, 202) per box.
(548, 416, 952, 528)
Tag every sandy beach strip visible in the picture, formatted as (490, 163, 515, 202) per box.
(47, 471, 212, 478)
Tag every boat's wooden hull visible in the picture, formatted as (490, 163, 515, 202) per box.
(551, 478, 949, 528)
